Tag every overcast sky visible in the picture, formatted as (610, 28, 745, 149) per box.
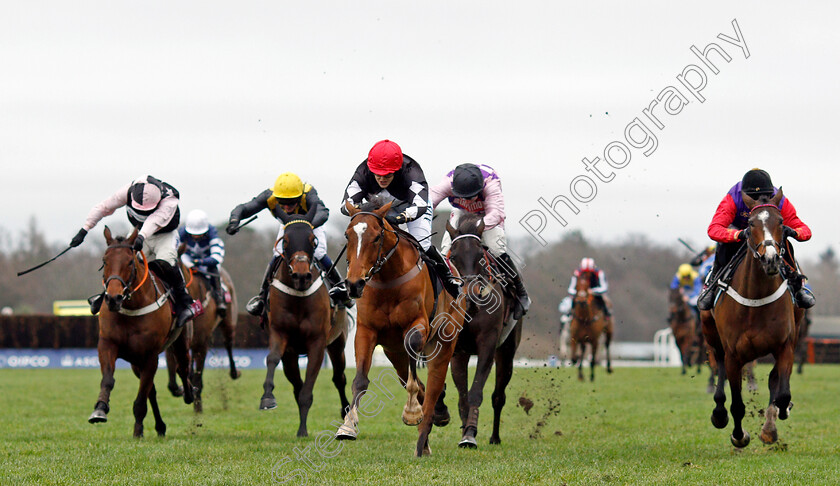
(2, 1, 838, 261)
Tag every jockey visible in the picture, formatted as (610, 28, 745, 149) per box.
(340, 139, 461, 297)
(567, 257, 612, 319)
(671, 263, 702, 318)
(431, 162, 530, 319)
(179, 209, 227, 318)
(226, 172, 352, 316)
(697, 168, 815, 310)
(69, 175, 202, 328)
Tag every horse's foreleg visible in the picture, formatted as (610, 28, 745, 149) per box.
(221, 312, 241, 380)
(133, 358, 158, 438)
(164, 348, 183, 397)
(458, 338, 495, 449)
(604, 325, 613, 374)
(577, 342, 585, 382)
(450, 351, 470, 428)
(710, 346, 728, 428)
(326, 338, 350, 419)
(89, 341, 117, 424)
(295, 341, 326, 438)
(725, 356, 749, 448)
(415, 337, 457, 457)
(590, 340, 599, 382)
(489, 347, 515, 445)
(148, 384, 166, 437)
(171, 330, 194, 405)
(260, 331, 286, 411)
(335, 325, 377, 440)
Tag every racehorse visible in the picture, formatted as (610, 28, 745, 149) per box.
(444, 214, 522, 449)
(569, 270, 613, 382)
(668, 287, 698, 375)
(165, 263, 241, 413)
(259, 212, 350, 438)
(88, 227, 194, 437)
(700, 189, 804, 447)
(334, 199, 467, 457)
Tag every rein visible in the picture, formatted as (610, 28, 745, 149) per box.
(350, 211, 404, 282)
(102, 246, 150, 302)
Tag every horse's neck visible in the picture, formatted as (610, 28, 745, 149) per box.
(732, 255, 785, 298)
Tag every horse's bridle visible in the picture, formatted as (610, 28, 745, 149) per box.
(746, 204, 785, 261)
(350, 212, 402, 281)
(278, 220, 317, 275)
(102, 244, 149, 302)
(446, 234, 494, 283)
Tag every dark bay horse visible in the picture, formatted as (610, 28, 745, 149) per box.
(335, 200, 467, 457)
(259, 213, 350, 438)
(444, 214, 522, 449)
(166, 264, 241, 413)
(701, 189, 804, 447)
(88, 227, 194, 437)
(569, 271, 613, 382)
(668, 287, 698, 375)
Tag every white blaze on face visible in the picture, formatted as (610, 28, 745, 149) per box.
(757, 210, 778, 259)
(353, 222, 368, 257)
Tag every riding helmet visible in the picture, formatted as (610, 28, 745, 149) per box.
(741, 169, 774, 198)
(273, 172, 304, 200)
(451, 163, 484, 198)
(367, 140, 404, 175)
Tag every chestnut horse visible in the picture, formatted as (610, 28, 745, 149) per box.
(444, 214, 522, 449)
(165, 264, 241, 413)
(88, 227, 194, 437)
(701, 189, 804, 447)
(334, 200, 466, 457)
(569, 271, 613, 382)
(259, 214, 350, 438)
(668, 287, 698, 375)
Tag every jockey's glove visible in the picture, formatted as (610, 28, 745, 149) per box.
(70, 228, 87, 247)
(226, 219, 240, 235)
(386, 213, 408, 225)
(783, 225, 798, 240)
(132, 235, 145, 252)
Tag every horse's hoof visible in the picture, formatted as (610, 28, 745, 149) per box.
(433, 410, 450, 427)
(183, 391, 195, 405)
(334, 425, 357, 441)
(489, 436, 501, 445)
(194, 400, 203, 414)
(711, 409, 729, 429)
(731, 431, 751, 448)
(260, 398, 277, 410)
(607, 367, 613, 374)
(458, 436, 478, 449)
(780, 402, 793, 420)
(231, 370, 242, 380)
(402, 410, 423, 426)
(168, 383, 184, 397)
(297, 430, 308, 438)
(88, 409, 108, 424)
(760, 429, 778, 445)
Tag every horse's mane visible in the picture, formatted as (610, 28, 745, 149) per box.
(360, 195, 390, 212)
(456, 213, 484, 236)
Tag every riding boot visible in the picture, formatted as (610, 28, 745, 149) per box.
(210, 274, 227, 318)
(594, 294, 611, 317)
(498, 253, 531, 320)
(319, 256, 354, 309)
(696, 261, 721, 311)
(153, 260, 202, 329)
(424, 246, 462, 297)
(786, 271, 816, 309)
(247, 255, 282, 317)
(88, 292, 104, 315)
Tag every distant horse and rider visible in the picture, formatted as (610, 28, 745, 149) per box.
(568, 262, 613, 382)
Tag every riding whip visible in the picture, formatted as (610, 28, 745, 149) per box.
(17, 246, 74, 276)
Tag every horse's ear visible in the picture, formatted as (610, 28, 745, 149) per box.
(742, 191, 757, 209)
(177, 242, 187, 256)
(374, 201, 393, 218)
(128, 227, 139, 243)
(771, 187, 784, 207)
(275, 208, 291, 224)
(446, 219, 457, 238)
(302, 202, 318, 223)
(345, 200, 360, 216)
(476, 218, 485, 235)
(104, 226, 113, 244)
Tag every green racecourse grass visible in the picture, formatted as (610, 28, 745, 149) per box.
(1, 364, 839, 486)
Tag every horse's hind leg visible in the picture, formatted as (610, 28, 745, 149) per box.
(744, 360, 757, 392)
(710, 346, 729, 428)
(761, 362, 781, 444)
(450, 351, 470, 429)
(192, 345, 207, 413)
(604, 323, 613, 374)
(148, 384, 166, 437)
(326, 337, 350, 419)
(402, 324, 427, 427)
(89, 341, 117, 424)
(132, 359, 158, 438)
(774, 342, 795, 421)
(171, 330, 195, 405)
(725, 356, 750, 448)
(164, 349, 183, 397)
(221, 313, 241, 380)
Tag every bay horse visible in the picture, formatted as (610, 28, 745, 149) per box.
(334, 199, 467, 457)
(569, 271, 613, 382)
(259, 212, 350, 438)
(444, 214, 522, 449)
(88, 227, 194, 437)
(165, 264, 241, 413)
(668, 287, 698, 375)
(701, 189, 804, 447)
